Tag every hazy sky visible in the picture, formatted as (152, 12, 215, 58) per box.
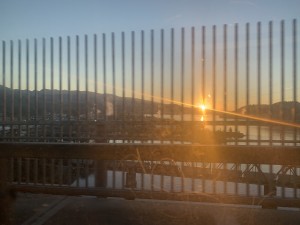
(1, 0, 299, 40)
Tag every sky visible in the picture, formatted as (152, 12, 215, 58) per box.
(1, 0, 299, 41)
(0, 0, 299, 111)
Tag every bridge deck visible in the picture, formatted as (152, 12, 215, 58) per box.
(1, 142, 299, 165)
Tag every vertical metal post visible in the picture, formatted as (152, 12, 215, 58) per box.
(202, 26, 206, 105)
(246, 164, 250, 196)
(170, 28, 174, 144)
(181, 28, 185, 125)
(76, 35, 80, 121)
(112, 32, 116, 121)
(34, 159, 38, 185)
(26, 159, 30, 184)
(67, 36, 71, 140)
(141, 30, 145, 128)
(0, 158, 10, 225)
(129, 31, 135, 142)
(2, 41, 6, 139)
(75, 36, 80, 139)
(223, 23, 228, 194)
(151, 162, 154, 191)
(191, 27, 195, 146)
(234, 23, 239, 147)
(10, 41, 14, 140)
(94, 34, 98, 121)
(34, 39, 38, 140)
(42, 38, 46, 141)
(269, 21, 273, 146)
(121, 32, 125, 140)
(112, 36, 117, 176)
(160, 29, 164, 125)
(75, 159, 79, 187)
(234, 24, 239, 193)
(10, 159, 14, 184)
(59, 37, 63, 140)
(292, 19, 297, 146)
(246, 23, 250, 145)
(51, 159, 54, 185)
(280, 20, 285, 148)
(223, 24, 227, 133)
(141, 30, 145, 144)
(95, 160, 107, 188)
(0, 52, 10, 225)
(67, 160, 72, 186)
(17, 158, 21, 184)
(102, 33, 107, 120)
(257, 22, 261, 145)
(201, 26, 206, 193)
(181, 161, 184, 192)
(160, 163, 164, 191)
(42, 158, 46, 185)
(51, 37, 54, 140)
(85, 35, 89, 139)
(151, 30, 154, 143)
(85, 160, 89, 188)
(112, 161, 116, 189)
(18, 40, 22, 141)
(170, 162, 174, 193)
(245, 23, 250, 196)
(212, 25, 216, 132)
(26, 39, 30, 140)
(131, 31, 135, 118)
(281, 20, 285, 197)
(85, 35, 88, 122)
(122, 164, 125, 188)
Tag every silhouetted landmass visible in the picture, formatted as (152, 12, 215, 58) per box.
(1, 86, 298, 121)
(236, 102, 300, 122)
(0, 85, 200, 118)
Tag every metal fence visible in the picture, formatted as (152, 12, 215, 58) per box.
(0, 19, 300, 208)
(1, 19, 299, 145)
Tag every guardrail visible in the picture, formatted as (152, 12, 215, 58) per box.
(0, 142, 300, 208)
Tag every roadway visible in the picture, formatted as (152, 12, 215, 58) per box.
(12, 193, 300, 225)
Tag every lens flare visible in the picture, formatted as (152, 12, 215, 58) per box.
(200, 104, 206, 112)
(99, 82, 300, 129)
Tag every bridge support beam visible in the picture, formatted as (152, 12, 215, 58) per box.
(0, 158, 14, 224)
(95, 160, 107, 188)
(264, 180, 276, 195)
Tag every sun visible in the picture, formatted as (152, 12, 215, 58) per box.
(199, 104, 206, 112)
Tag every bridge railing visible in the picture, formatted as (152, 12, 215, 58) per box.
(1, 143, 300, 208)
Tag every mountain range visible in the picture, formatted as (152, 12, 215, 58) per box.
(0, 85, 196, 117)
(0, 85, 299, 122)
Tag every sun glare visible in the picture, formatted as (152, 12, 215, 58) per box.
(199, 104, 206, 112)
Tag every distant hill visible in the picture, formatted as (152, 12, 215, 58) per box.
(236, 101, 300, 122)
(0, 85, 199, 118)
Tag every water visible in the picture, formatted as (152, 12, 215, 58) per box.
(72, 170, 300, 199)
(158, 113, 300, 145)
